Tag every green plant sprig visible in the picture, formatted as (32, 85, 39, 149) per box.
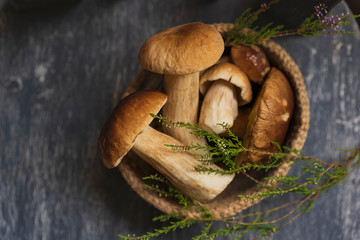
(119, 115, 360, 240)
(227, 0, 283, 46)
(227, 1, 360, 46)
(119, 149, 360, 240)
(152, 113, 244, 170)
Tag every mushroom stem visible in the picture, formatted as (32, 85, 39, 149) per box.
(221, 106, 251, 139)
(133, 126, 234, 203)
(199, 80, 238, 134)
(162, 73, 209, 154)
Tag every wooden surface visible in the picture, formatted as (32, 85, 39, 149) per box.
(0, 1, 359, 239)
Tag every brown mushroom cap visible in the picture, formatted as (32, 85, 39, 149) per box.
(138, 22, 224, 75)
(235, 67, 294, 164)
(199, 62, 252, 106)
(216, 55, 232, 64)
(98, 90, 167, 168)
(231, 44, 270, 84)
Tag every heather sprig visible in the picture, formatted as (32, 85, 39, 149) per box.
(314, 4, 352, 36)
(151, 113, 244, 168)
(227, 0, 283, 46)
(227, 2, 360, 46)
(291, 3, 356, 37)
(119, 143, 360, 239)
(118, 115, 360, 240)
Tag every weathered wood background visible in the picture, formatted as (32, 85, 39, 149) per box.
(0, 0, 359, 239)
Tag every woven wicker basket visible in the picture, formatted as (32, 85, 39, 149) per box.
(117, 23, 310, 219)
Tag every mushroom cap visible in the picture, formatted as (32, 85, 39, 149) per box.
(98, 90, 167, 168)
(231, 44, 270, 84)
(237, 67, 294, 164)
(139, 22, 224, 75)
(199, 62, 253, 106)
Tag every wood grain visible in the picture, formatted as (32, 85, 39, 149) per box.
(0, 1, 359, 239)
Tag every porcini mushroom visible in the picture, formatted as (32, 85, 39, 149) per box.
(234, 67, 294, 165)
(198, 62, 252, 134)
(138, 22, 224, 149)
(231, 44, 270, 84)
(98, 90, 234, 203)
(216, 55, 232, 64)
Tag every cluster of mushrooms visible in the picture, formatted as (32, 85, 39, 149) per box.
(98, 22, 294, 204)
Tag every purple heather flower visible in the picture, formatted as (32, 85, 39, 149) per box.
(260, 3, 268, 10)
(314, 3, 350, 35)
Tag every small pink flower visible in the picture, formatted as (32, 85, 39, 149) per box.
(314, 3, 350, 35)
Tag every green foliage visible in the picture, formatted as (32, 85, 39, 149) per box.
(226, 1, 360, 46)
(227, 0, 283, 46)
(152, 114, 244, 169)
(118, 115, 360, 240)
(118, 3, 360, 239)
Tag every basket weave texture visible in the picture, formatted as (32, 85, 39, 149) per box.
(118, 23, 310, 218)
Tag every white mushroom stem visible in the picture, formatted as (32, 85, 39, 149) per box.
(199, 80, 239, 134)
(133, 126, 234, 203)
(162, 73, 209, 155)
(220, 106, 251, 139)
